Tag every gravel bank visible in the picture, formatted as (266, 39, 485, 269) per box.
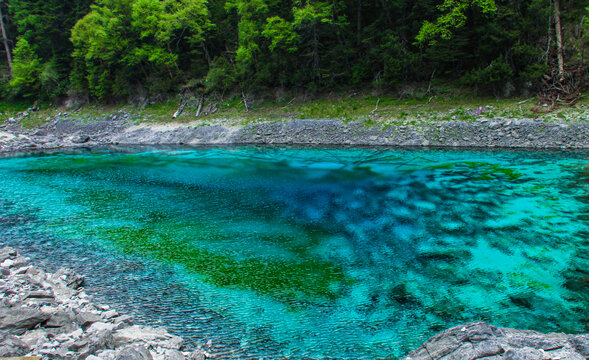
(0, 114, 588, 152)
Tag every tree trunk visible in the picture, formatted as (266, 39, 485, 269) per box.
(173, 96, 187, 119)
(196, 95, 205, 117)
(312, 25, 320, 80)
(0, 2, 12, 72)
(356, 0, 362, 47)
(202, 43, 211, 67)
(242, 90, 249, 112)
(554, 0, 565, 80)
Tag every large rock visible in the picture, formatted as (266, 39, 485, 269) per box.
(75, 311, 102, 328)
(1, 254, 29, 270)
(115, 345, 154, 360)
(0, 330, 30, 356)
(164, 349, 186, 360)
(113, 325, 183, 350)
(0, 247, 17, 263)
(53, 267, 85, 289)
(0, 307, 50, 335)
(87, 329, 115, 354)
(404, 322, 589, 360)
(45, 309, 76, 328)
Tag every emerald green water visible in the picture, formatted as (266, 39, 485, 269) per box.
(0, 147, 587, 359)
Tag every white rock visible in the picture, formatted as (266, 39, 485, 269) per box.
(103, 309, 119, 319)
(96, 349, 116, 360)
(114, 325, 183, 349)
(87, 321, 116, 334)
(1, 259, 14, 267)
(70, 328, 84, 339)
(40, 305, 59, 315)
(54, 333, 72, 342)
(19, 329, 49, 347)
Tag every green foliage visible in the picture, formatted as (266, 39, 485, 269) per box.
(416, 0, 498, 44)
(131, 0, 212, 51)
(8, 0, 93, 96)
(460, 56, 514, 93)
(0, 0, 586, 99)
(585, 7, 589, 39)
(205, 56, 237, 93)
(70, 0, 135, 99)
(226, 0, 268, 67)
(519, 63, 549, 82)
(71, 0, 211, 99)
(263, 16, 298, 52)
(9, 38, 41, 97)
(291, 0, 333, 27)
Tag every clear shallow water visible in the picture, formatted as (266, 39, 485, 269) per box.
(0, 146, 587, 359)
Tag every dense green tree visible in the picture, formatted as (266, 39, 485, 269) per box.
(0, 0, 585, 100)
(7, 0, 92, 97)
(416, 0, 497, 44)
(70, 0, 137, 98)
(9, 37, 40, 97)
(71, 0, 211, 99)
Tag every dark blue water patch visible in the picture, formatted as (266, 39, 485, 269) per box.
(0, 146, 588, 359)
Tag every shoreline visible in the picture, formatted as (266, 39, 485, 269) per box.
(1, 115, 589, 359)
(0, 114, 588, 153)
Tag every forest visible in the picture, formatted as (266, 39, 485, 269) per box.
(0, 0, 586, 103)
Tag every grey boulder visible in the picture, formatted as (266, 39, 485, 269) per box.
(0, 307, 50, 335)
(404, 322, 589, 360)
(0, 330, 30, 356)
(115, 345, 154, 360)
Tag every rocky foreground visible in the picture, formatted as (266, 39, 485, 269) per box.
(0, 247, 211, 360)
(0, 112, 589, 153)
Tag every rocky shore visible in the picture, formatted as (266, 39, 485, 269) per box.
(0, 112, 588, 153)
(0, 247, 211, 360)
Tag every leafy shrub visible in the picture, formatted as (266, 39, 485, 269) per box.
(205, 56, 237, 93)
(460, 55, 514, 93)
(9, 38, 42, 98)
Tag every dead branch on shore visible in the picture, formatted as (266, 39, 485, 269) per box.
(172, 98, 187, 119)
(536, 65, 585, 111)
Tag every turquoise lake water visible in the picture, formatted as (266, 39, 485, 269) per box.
(0, 147, 587, 359)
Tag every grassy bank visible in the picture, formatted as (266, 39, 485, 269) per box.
(2, 90, 589, 130)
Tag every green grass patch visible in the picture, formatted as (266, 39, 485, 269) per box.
(1, 88, 588, 129)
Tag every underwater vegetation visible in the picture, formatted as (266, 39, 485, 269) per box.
(0, 147, 587, 358)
